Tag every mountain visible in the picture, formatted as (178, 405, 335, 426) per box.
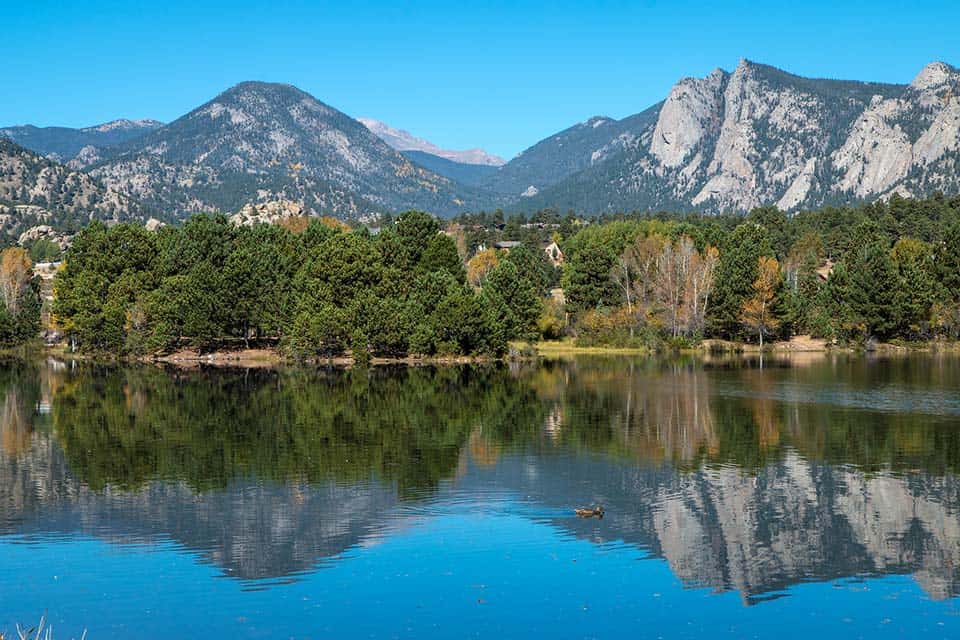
(480, 106, 662, 199)
(399, 149, 499, 187)
(0, 119, 163, 167)
(0, 139, 145, 240)
(509, 60, 960, 213)
(358, 118, 505, 166)
(8, 61, 959, 222)
(87, 82, 483, 220)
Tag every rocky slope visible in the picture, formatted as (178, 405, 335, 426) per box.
(0, 119, 163, 167)
(88, 82, 483, 220)
(513, 60, 960, 213)
(0, 139, 145, 241)
(228, 199, 307, 226)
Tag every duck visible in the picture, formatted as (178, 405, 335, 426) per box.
(575, 505, 604, 518)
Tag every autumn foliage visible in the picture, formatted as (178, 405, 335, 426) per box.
(740, 256, 781, 347)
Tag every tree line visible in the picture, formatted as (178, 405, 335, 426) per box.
(558, 193, 960, 346)
(51, 211, 549, 358)
(39, 191, 960, 356)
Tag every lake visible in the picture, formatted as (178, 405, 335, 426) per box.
(1, 354, 959, 638)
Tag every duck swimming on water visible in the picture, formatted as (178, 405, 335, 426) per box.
(575, 505, 604, 518)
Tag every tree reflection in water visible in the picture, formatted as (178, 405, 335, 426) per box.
(0, 354, 959, 601)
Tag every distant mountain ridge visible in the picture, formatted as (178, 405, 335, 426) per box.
(399, 150, 499, 188)
(0, 119, 163, 167)
(480, 106, 663, 198)
(358, 118, 505, 166)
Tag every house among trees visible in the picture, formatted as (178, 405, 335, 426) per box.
(491, 240, 563, 267)
(544, 241, 564, 267)
(815, 259, 834, 282)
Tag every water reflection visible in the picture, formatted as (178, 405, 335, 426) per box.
(1, 355, 959, 603)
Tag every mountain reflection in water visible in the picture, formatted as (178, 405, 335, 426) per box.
(1, 355, 959, 607)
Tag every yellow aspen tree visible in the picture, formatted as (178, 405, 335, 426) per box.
(740, 256, 781, 347)
(0, 247, 32, 316)
(467, 248, 500, 288)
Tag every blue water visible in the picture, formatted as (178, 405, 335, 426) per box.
(4, 507, 958, 639)
(2, 356, 960, 638)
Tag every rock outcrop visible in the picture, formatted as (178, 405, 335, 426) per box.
(514, 59, 960, 214)
(229, 199, 306, 226)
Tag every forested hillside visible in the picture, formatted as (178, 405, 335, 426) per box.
(86, 82, 485, 220)
(0, 139, 146, 240)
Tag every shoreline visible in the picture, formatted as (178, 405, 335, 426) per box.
(530, 336, 960, 358)
(36, 336, 960, 369)
(151, 347, 499, 368)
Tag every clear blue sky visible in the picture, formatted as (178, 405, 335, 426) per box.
(5, 0, 958, 159)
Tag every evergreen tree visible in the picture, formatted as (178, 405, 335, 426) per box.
(708, 224, 773, 338)
(420, 233, 465, 283)
(936, 218, 960, 302)
(481, 261, 543, 343)
(891, 238, 938, 338)
(561, 236, 617, 313)
(843, 223, 899, 341)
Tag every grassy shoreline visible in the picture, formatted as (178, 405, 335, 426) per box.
(529, 336, 960, 358)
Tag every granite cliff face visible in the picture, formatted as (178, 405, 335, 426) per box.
(514, 60, 960, 213)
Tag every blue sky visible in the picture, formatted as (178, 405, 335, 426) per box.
(5, 0, 959, 158)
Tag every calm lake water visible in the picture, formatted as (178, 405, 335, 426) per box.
(2, 354, 960, 638)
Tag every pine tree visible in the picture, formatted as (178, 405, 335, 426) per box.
(708, 224, 773, 338)
(844, 224, 899, 341)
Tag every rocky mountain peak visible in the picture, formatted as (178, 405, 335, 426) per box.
(650, 68, 727, 168)
(583, 116, 614, 128)
(910, 61, 958, 90)
(734, 57, 753, 73)
(516, 59, 957, 215)
(85, 81, 485, 219)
